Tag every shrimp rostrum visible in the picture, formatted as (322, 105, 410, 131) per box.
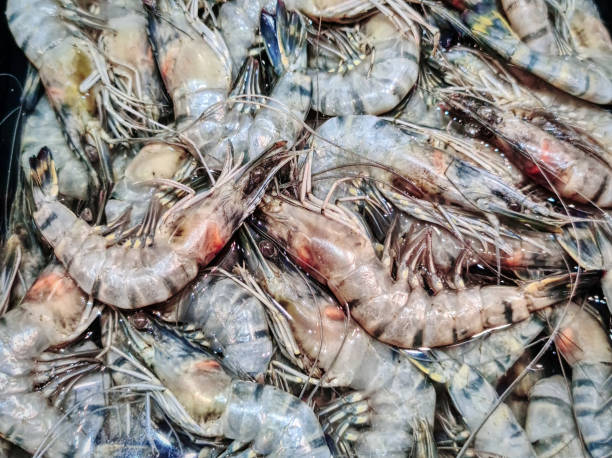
(254, 193, 597, 348)
(29, 144, 289, 309)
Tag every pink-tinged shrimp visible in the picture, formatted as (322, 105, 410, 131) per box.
(255, 194, 595, 348)
(29, 144, 288, 309)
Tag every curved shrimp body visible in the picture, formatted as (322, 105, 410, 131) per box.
(97, 0, 167, 120)
(171, 272, 273, 379)
(546, 303, 612, 457)
(6, 0, 106, 164)
(0, 264, 98, 456)
(147, 0, 232, 146)
(247, 2, 312, 161)
(284, 0, 374, 20)
(256, 195, 577, 348)
(218, 0, 276, 76)
(31, 145, 286, 309)
(456, 0, 612, 104)
(500, 0, 555, 54)
(104, 141, 190, 226)
(525, 375, 584, 458)
(311, 115, 559, 225)
(120, 314, 332, 457)
(20, 95, 90, 202)
(307, 13, 419, 116)
(242, 229, 436, 456)
(413, 350, 537, 457)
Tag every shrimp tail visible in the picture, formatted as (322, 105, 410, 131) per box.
(523, 270, 601, 310)
(0, 235, 21, 314)
(260, 0, 307, 75)
(556, 222, 604, 270)
(29, 147, 59, 203)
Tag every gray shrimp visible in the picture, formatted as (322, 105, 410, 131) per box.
(306, 12, 419, 116)
(30, 144, 287, 309)
(20, 94, 90, 202)
(0, 264, 101, 456)
(500, 0, 556, 54)
(255, 194, 590, 349)
(118, 312, 332, 457)
(161, 244, 273, 379)
(546, 302, 612, 458)
(247, 2, 312, 161)
(525, 375, 586, 457)
(311, 115, 568, 229)
(411, 349, 537, 457)
(217, 0, 276, 76)
(240, 226, 437, 457)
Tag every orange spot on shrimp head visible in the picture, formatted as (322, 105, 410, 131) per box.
(324, 305, 346, 321)
(25, 272, 74, 302)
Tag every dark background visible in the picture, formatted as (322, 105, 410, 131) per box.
(0, 0, 611, 235)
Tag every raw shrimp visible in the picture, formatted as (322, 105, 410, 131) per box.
(217, 0, 276, 76)
(546, 302, 612, 458)
(500, 0, 556, 54)
(95, 0, 168, 123)
(146, 0, 232, 157)
(283, 0, 375, 20)
(525, 375, 585, 457)
(104, 141, 191, 226)
(161, 244, 273, 379)
(30, 144, 288, 309)
(450, 95, 612, 207)
(440, 0, 612, 103)
(240, 226, 436, 457)
(20, 95, 90, 202)
(411, 349, 537, 457)
(247, 1, 312, 160)
(255, 194, 590, 348)
(6, 0, 110, 196)
(0, 264, 100, 455)
(307, 12, 420, 115)
(310, 115, 567, 228)
(118, 312, 332, 457)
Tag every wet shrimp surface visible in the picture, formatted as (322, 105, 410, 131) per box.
(1, 0, 611, 456)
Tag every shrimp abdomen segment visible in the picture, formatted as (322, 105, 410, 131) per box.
(222, 381, 331, 457)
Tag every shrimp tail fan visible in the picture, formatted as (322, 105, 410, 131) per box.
(260, 0, 307, 75)
(29, 147, 59, 204)
(0, 235, 21, 314)
(523, 270, 601, 310)
(556, 221, 604, 270)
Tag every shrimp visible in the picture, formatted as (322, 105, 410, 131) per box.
(411, 348, 537, 457)
(437, 0, 612, 103)
(247, 1, 312, 161)
(146, 0, 232, 157)
(311, 115, 569, 229)
(6, 0, 113, 200)
(104, 141, 192, 226)
(29, 144, 288, 309)
(94, 0, 169, 123)
(217, 0, 276, 76)
(254, 193, 592, 348)
(0, 264, 101, 455)
(449, 95, 612, 207)
(240, 226, 437, 457)
(20, 94, 90, 202)
(306, 12, 420, 116)
(161, 243, 273, 380)
(525, 375, 585, 457)
(117, 312, 332, 457)
(500, 0, 556, 54)
(545, 302, 612, 458)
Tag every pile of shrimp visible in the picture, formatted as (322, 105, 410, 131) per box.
(0, 0, 611, 456)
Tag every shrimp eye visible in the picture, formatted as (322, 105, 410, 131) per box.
(259, 240, 277, 259)
(130, 312, 152, 331)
